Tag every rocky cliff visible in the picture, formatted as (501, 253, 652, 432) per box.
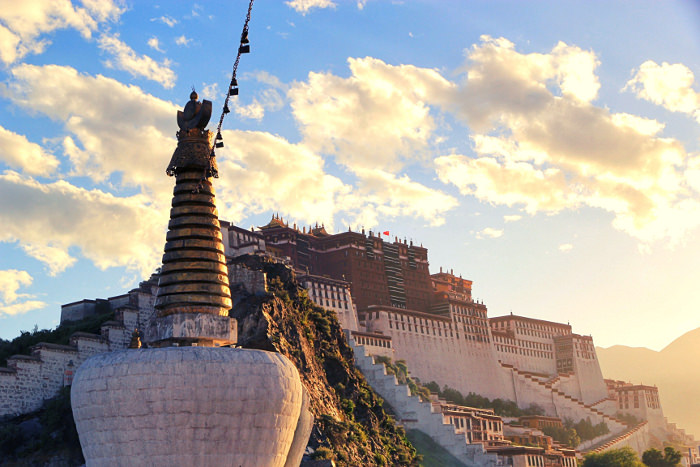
(229, 254, 418, 466)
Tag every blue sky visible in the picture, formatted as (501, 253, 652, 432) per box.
(0, 0, 698, 352)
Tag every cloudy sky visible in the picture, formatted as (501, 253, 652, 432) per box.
(0, 0, 698, 352)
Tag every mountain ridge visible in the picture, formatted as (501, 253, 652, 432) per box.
(596, 326, 700, 440)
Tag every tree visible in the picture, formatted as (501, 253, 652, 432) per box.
(582, 447, 644, 467)
(642, 447, 682, 467)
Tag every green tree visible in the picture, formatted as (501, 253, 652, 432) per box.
(642, 446, 682, 467)
(582, 447, 644, 467)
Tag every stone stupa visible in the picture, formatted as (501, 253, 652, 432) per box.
(70, 92, 313, 467)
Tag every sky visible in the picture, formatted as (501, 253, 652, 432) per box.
(0, 0, 698, 353)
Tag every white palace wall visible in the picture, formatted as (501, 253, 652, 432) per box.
(362, 308, 515, 401)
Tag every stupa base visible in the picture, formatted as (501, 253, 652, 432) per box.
(71, 347, 311, 467)
(143, 312, 237, 347)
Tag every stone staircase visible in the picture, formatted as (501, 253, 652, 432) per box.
(503, 363, 627, 433)
(583, 421, 649, 454)
(350, 339, 500, 467)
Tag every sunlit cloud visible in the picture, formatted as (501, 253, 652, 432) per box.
(0, 0, 123, 64)
(433, 36, 697, 247)
(286, 0, 336, 15)
(147, 36, 164, 52)
(0, 125, 59, 176)
(98, 33, 176, 88)
(504, 215, 522, 223)
(3, 63, 177, 199)
(290, 56, 453, 172)
(0, 269, 47, 317)
(175, 35, 192, 47)
(476, 227, 504, 239)
(558, 243, 573, 252)
(151, 15, 178, 27)
(0, 170, 164, 276)
(625, 60, 700, 123)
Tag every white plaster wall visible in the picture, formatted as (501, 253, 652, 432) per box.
(367, 311, 514, 400)
(72, 347, 305, 467)
(572, 357, 609, 405)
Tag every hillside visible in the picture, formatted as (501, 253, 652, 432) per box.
(596, 327, 700, 439)
(224, 254, 418, 465)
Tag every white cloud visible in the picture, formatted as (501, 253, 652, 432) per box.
(625, 60, 700, 122)
(235, 88, 285, 121)
(286, 0, 336, 15)
(436, 155, 576, 215)
(290, 57, 453, 172)
(233, 71, 288, 120)
(213, 130, 351, 228)
(98, 33, 176, 88)
(476, 227, 503, 239)
(0, 170, 165, 276)
(350, 169, 458, 227)
(175, 35, 192, 47)
(0, 269, 47, 317)
(0, 269, 32, 303)
(0, 125, 59, 175)
(151, 15, 178, 27)
(147, 36, 163, 52)
(0, 0, 123, 64)
(20, 244, 77, 276)
(200, 82, 220, 101)
(434, 36, 698, 246)
(504, 215, 522, 223)
(558, 243, 573, 252)
(0, 300, 47, 317)
(4, 63, 178, 199)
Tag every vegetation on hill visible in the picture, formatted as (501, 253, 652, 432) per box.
(642, 446, 682, 467)
(423, 381, 544, 417)
(541, 417, 609, 448)
(582, 446, 644, 467)
(374, 356, 431, 401)
(0, 386, 83, 465)
(229, 255, 418, 466)
(0, 311, 114, 366)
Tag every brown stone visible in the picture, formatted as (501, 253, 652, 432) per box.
(157, 282, 231, 297)
(172, 192, 217, 207)
(158, 272, 229, 286)
(161, 250, 226, 264)
(169, 205, 219, 218)
(168, 215, 221, 229)
(163, 238, 225, 253)
(154, 293, 232, 309)
(166, 227, 223, 241)
(160, 261, 229, 275)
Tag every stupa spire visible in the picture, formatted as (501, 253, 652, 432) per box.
(147, 91, 235, 347)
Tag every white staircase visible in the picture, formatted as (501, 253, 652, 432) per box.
(350, 340, 500, 467)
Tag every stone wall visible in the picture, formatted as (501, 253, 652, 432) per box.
(585, 422, 650, 456)
(363, 308, 515, 401)
(229, 263, 267, 295)
(504, 364, 627, 435)
(0, 281, 156, 419)
(0, 332, 121, 418)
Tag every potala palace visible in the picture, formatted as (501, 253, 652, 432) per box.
(1, 216, 697, 465)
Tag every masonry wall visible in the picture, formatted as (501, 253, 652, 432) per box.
(229, 264, 267, 295)
(571, 350, 609, 405)
(363, 308, 515, 401)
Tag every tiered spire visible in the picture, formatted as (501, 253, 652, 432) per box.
(148, 91, 235, 347)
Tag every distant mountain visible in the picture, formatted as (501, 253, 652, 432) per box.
(597, 327, 700, 440)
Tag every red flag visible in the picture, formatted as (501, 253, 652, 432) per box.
(383, 231, 390, 236)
